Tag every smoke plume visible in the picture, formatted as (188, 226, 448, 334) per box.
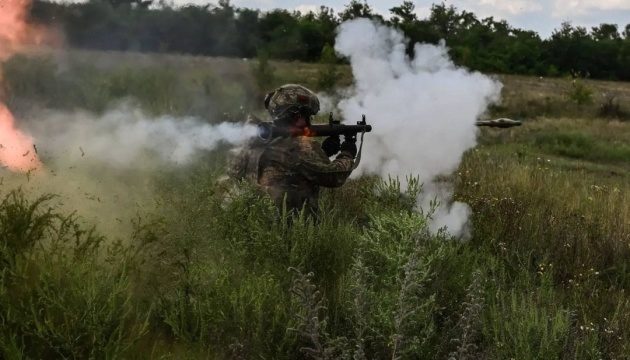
(28, 104, 257, 168)
(2, 103, 256, 238)
(333, 18, 502, 239)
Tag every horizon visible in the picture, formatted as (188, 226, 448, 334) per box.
(142, 0, 630, 40)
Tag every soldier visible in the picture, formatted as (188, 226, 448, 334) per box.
(227, 84, 357, 221)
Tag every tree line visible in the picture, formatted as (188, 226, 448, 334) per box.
(29, 0, 630, 81)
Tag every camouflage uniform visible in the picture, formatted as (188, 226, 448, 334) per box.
(227, 115, 355, 218)
(227, 84, 356, 218)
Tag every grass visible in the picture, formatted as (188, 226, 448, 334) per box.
(2, 49, 630, 359)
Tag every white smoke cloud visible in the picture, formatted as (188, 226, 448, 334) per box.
(2, 103, 257, 239)
(333, 18, 502, 239)
(29, 103, 257, 168)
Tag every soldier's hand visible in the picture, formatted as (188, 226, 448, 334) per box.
(321, 135, 341, 157)
(340, 138, 357, 158)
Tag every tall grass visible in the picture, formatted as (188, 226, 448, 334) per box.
(2, 54, 252, 121)
(1, 51, 630, 358)
(0, 190, 151, 359)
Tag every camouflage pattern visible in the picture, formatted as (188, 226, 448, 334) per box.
(266, 84, 321, 122)
(226, 115, 267, 184)
(228, 83, 354, 218)
(227, 119, 355, 218)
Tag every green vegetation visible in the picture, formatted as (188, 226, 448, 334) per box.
(567, 78, 594, 106)
(316, 43, 340, 91)
(5, 52, 630, 123)
(30, 0, 630, 81)
(2, 53, 630, 359)
(251, 49, 277, 98)
(1, 53, 253, 121)
(532, 131, 630, 162)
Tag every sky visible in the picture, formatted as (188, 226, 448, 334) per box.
(169, 0, 630, 39)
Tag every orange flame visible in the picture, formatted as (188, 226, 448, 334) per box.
(0, 103, 39, 171)
(0, 0, 58, 172)
(301, 127, 315, 137)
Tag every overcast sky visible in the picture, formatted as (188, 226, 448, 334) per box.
(165, 0, 630, 39)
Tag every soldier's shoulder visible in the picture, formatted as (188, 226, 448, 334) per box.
(263, 137, 297, 153)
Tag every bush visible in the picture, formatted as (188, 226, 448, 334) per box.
(0, 189, 150, 359)
(316, 43, 339, 91)
(251, 49, 277, 97)
(598, 94, 630, 120)
(567, 78, 593, 106)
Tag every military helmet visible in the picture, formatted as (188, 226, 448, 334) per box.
(264, 84, 320, 123)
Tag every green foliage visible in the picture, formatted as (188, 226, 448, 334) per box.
(0, 190, 57, 270)
(532, 131, 630, 162)
(316, 43, 339, 91)
(25, 0, 630, 81)
(447, 270, 485, 360)
(1, 55, 58, 103)
(338, 0, 380, 22)
(484, 273, 573, 359)
(106, 66, 189, 115)
(287, 201, 447, 359)
(2, 263, 150, 359)
(251, 49, 277, 96)
(143, 170, 363, 357)
(4, 55, 630, 358)
(455, 146, 630, 358)
(2, 54, 251, 121)
(567, 78, 593, 106)
(0, 189, 149, 359)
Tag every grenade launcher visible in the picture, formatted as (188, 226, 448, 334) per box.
(257, 112, 372, 143)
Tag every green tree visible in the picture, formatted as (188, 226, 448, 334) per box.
(102, 0, 152, 9)
(543, 22, 596, 77)
(389, 1, 416, 26)
(24, 0, 630, 81)
(234, 8, 261, 58)
(259, 9, 305, 60)
(297, 12, 328, 61)
(208, 0, 239, 56)
(339, 0, 382, 22)
(591, 23, 620, 41)
(427, 3, 461, 42)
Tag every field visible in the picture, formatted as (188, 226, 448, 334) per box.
(1, 48, 630, 359)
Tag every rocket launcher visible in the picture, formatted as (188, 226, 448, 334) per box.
(257, 112, 372, 143)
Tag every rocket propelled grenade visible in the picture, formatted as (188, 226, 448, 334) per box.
(475, 118, 522, 128)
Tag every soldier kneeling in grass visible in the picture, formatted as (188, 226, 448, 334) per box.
(226, 84, 357, 222)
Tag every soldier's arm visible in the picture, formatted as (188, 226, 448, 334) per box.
(295, 141, 355, 188)
(226, 147, 247, 180)
(226, 114, 264, 180)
